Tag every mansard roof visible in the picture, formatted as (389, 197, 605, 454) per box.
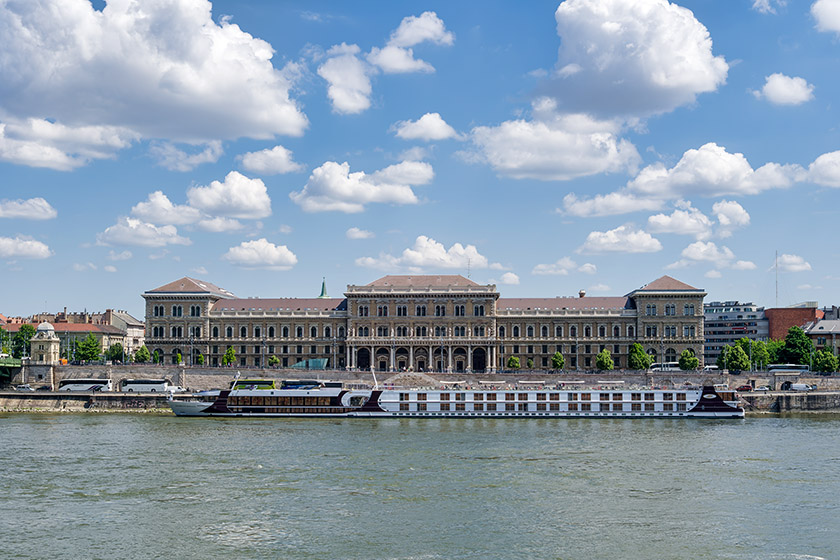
(145, 277, 235, 298)
(4, 323, 124, 335)
(212, 298, 347, 312)
(365, 275, 482, 288)
(633, 275, 701, 292)
(497, 296, 632, 311)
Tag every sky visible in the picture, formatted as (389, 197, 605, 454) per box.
(1, 0, 840, 320)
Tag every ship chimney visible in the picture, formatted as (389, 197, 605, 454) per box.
(579, 289, 586, 298)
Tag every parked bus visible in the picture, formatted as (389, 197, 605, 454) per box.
(120, 378, 184, 393)
(768, 364, 810, 373)
(650, 362, 680, 372)
(58, 378, 113, 392)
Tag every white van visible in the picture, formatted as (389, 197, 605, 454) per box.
(790, 383, 813, 392)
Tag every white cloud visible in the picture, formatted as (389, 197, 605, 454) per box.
(578, 225, 662, 254)
(347, 227, 375, 239)
(752, 73, 814, 105)
(192, 266, 208, 275)
(290, 160, 433, 213)
(107, 250, 132, 261)
(0, 0, 307, 152)
(752, 0, 787, 14)
(197, 217, 244, 233)
(318, 43, 373, 114)
(222, 238, 298, 270)
(562, 192, 663, 217)
(705, 269, 722, 278)
(668, 241, 755, 272)
(356, 235, 499, 271)
(239, 145, 304, 175)
(0, 235, 53, 259)
(149, 141, 223, 172)
(732, 260, 757, 270)
(104, 265, 117, 273)
(367, 45, 434, 74)
(96, 217, 191, 248)
(807, 150, 840, 187)
(131, 191, 202, 226)
(532, 257, 578, 276)
(549, 0, 728, 117)
(712, 200, 751, 238)
(368, 12, 453, 74)
(392, 113, 461, 141)
(469, 100, 640, 181)
(589, 283, 610, 292)
(647, 202, 713, 239)
(278, 224, 293, 234)
(812, 0, 840, 34)
(500, 272, 520, 285)
(776, 253, 812, 272)
(0, 197, 57, 220)
(578, 263, 597, 275)
(187, 171, 271, 219)
(73, 262, 96, 272)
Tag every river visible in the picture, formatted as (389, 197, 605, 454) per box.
(1, 413, 838, 559)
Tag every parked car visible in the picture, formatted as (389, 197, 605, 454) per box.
(754, 385, 771, 392)
(14, 384, 35, 391)
(35, 385, 52, 391)
(736, 385, 753, 392)
(790, 383, 812, 391)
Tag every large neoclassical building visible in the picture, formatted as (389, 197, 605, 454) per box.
(142, 275, 706, 372)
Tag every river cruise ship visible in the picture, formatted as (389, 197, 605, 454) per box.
(169, 380, 744, 419)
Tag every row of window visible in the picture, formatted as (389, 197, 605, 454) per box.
(499, 325, 637, 338)
(645, 325, 697, 337)
(151, 325, 348, 339)
(398, 402, 689, 412)
(399, 392, 688, 402)
(359, 304, 487, 317)
(151, 305, 202, 317)
(646, 304, 696, 316)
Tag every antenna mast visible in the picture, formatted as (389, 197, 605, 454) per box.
(775, 250, 779, 307)
(467, 258, 471, 279)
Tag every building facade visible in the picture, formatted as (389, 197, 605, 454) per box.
(703, 301, 769, 364)
(143, 275, 706, 372)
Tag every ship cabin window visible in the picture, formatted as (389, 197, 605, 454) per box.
(474, 403, 484, 412)
(550, 393, 559, 401)
(536, 403, 546, 411)
(505, 393, 515, 401)
(600, 393, 609, 401)
(440, 393, 450, 401)
(581, 393, 591, 401)
(486, 393, 496, 401)
(400, 403, 410, 411)
(613, 393, 623, 401)
(418, 403, 427, 411)
(455, 393, 465, 401)
(645, 403, 655, 411)
(440, 403, 450, 411)
(486, 403, 497, 411)
(569, 393, 578, 401)
(550, 403, 560, 411)
(631, 393, 641, 401)
(631, 403, 642, 411)
(455, 403, 466, 411)
(569, 403, 578, 411)
(676, 393, 686, 401)
(581, 403, 591, 411)
(645, 393, 655, 401)
(506, 403, 516, 411)
(474, 393, 484, 401)
(517, 393, 527, 401)
(677, 403, 687, 411)
(663, 393, 673, 401)
(537, 393, 546, 401)
(417, 393, 427, 401)
(400, 393, 409, 401)
(663, 403, 674, 411)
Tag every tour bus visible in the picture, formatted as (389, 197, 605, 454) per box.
(768, 364, 810, 374)
(650, 362, 680, 372)
(58, 378, 113, 392)
(120, 378, 184, 393)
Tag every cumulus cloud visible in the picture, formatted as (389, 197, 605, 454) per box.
(392, 113, 461, 141)
(356, 235, 499, 271)
(96, 217, 191, 248)
(562, 192, 663, 217)
(222, 238, 298, 270)
(589, 283, 611, 292)
(0, 235, 53, 259)
(500, 272, 520, 285)
(807, 150, 840, 187)
(187, 171, 271, 219)
(667, 241, 755, 272)
(578, 225, 662, 254)
(578, 263, 597, 274)
(532, 257, 586, 276)
(469, 99, 640, 181)
(775, 253, 812, 272)
(647, 202, 713, 239)
(713, 200, 750, 238)
(752, 0, 787, 14)
(0, 197, 57, 220)
(752, 73, 814, 105)
(317, 43, 373, 114)
(367, 45, 434, 74)
(73, 262, 97, 272)
(705, 269, 722, 279)
(131, 191, 202, 226)
(197, 217, 244, 233)
(347, 227, 375, 239)
(0, 0, 307, 169)
(238, 145, 304, 175)
(368, 12, 454, 74)
(547, 0, 728, 117)
(149, 141, 223, 172)
(104, 265, 117, 273)
(290, 160, 433, 213)
(812, 0, 840, 34)
(107, 250, 132, 261)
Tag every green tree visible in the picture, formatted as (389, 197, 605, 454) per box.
(628, 343, 653, 370)
(0, 327, 11, 354)
(717, 345, 750, 372)
(812, 349, 838, 373)
(780, 326, 814, 365)
(134, 345, 151, 364)
(526, 358, 534, 369)
(595, 348, 614, 371)
(222, 346, 236, 366)
(153, 350, 161, 364)
(268, 355, 280, 367)
(678, 349, 699, 371)
(551, 351, 565, 370)
(105, 343, 124, 363)
(76, 333, 102, 362)
(766, 339, 785, 365)
(175, 351, 182, 364)
(506, 356, 520, 370)
(196, 354, 205, 365)
(12, 324, 36, 358)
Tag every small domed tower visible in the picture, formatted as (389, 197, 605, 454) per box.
(31, 322, 61, 365)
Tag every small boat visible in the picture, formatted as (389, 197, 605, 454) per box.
(169, 377, 744, 419)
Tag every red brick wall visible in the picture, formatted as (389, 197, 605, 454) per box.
(765, 308, 823, 340)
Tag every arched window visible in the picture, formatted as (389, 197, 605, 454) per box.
(377, 305, 388, 317)
(599, 326, 606, 337)
(570, 326, 577, 337)
(212, 326, 219, 338)
(296, 327, 303, 338)
(541, 326, 548, 337)
(268, 326, 275, 338)
(683, 304, 695, 316)
(359, 326, 369, 336)
(240, 326, 247, 338)
(455, 305, 465, 316)
(527, 326, 534, 337)
(498, 326, 506, 338)
(377, 326, 388, 337)
(416, 305, 427, 316)
(613, 326, 620, 337)
(310, 326, 317, 338)
(338, 327, 345, 337)
(226, 326, 233, 338)
(254, 327, 261, 338)
(627, 326, 634, 337)
(513, 326, 520, 337)
(584, 326, 591, 337)
(555, 326, 563, 337)
(358, 305, 369, 317)
(474, 305, 485, 317)
(665, 348, 677, 362)
(324, 326, 331, 338)
(282, 326, 289, 338)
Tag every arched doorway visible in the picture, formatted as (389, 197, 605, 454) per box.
(472, 348, 487, 373)
(395, 347, 410, 371)
(453, 348, 467, 372)
(414, 348, 428, 372)
(356, 348, 371, 370)
(376, 348, 390, 371)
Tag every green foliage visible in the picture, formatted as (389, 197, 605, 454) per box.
(506, 356, 520, 370)
(105, 343, 124, 362)
(268, 355, 280, 367)
(766, 339, 785, 365)
(812, 349, 838, 373)
(0, 327, 11, 354)
(551, 351, 565, 370)
(595, 348, 614, 371)
(12, 324, 36, 358)
(717, 345, 750, 372)
(526, 358, 534, 369)
(628, 343, 653, 370)
(176, 352, 182, 364)
(76, 333, 102, 362)
(780, 326, 814, 365)
(134, 345, 151, 364)
(732, 338, 770, 370)
(222, 346, 236, 366)
(196, 354, 204, 365)
(678, 349, 699, 371)
(153, 350, 161, 364)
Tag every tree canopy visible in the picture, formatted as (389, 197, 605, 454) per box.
(595, 348, 614, 371)
(812, 349, 838, 373)
(506, 356, 520, 370)
(780, 326, 814, 365)
(628, 343, 653, 370)
(717, 345, 750, 372)
(134, 345, 151, 363)
(105, 343, 124, 363)
(678, 349, 699, 371)
(551, 351, 565, 371)
(222, 346, 236, 366)
(76, 333, 102, 362)
(12, 324, 36, 358)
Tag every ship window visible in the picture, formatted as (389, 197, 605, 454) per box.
(663, 393, 673, 401)
(418, 403, 427, 411)
(613, 393, 623, 401)
(505, 393, 515, 401)
(506, 403, 516, 411)
(569, 403, 578, 411)
(645, 403, 655, 411)
(417, 393, 427, 401)
(677, 403, 687, 411)
(440, 393, 450, 401)
(486, 393, 496, 401)
(518, 393, 527, 401)
(549, 393, 559, 401)
(600, 393, 609, 401)
(486, 403, 496, 411)
(536, 403, 546, 411)
(440, 403, 450, 411)
(536, 393, 546, 401)
(631, 393, 641, 401)
(581, 403, 591, 411)
(474, 393, 484, 401)
(581, 393, 591, 401)
(474, 403, 484, 412)
(631, 403, 642, 411)
(663, 403, 674, 411)
(645, 393, 654, 401)
(550, 403, 560, 411)
(676, 394, 686, 401)
(569, 393, 577, 401)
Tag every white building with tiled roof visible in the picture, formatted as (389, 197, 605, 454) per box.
(142, 274, 706, 372)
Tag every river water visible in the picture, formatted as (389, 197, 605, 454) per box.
(1, 413, 838, 560)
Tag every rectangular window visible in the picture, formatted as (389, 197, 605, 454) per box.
(663, 403, 674, 411)
(418, 393, 427, 401)
(440, 403, 450, 411)
(486, 393, 496, 401)
(474, 393, 484, 401)
(550, 403, 560, 411)
(581, 393, 591, 401)
(474, 403, 484, 412)
(441, 393, 450, 401)
(518, 403, 528, 411)
(569, 403, 578, 411)
(418, 403, 427, 411)
(400, 403, 410, 411)
(676, 393, 686, 401)
(632, 393, 641, 401)
(663, 393, 673, 401)
(506, 393, 515, 401)
(506, 403, 516, 411)
(645, 403, 655, 411)
(537, 393, 546, 401)
(536, 403, 546, 411)
(455, 403, 465, 411)
(581, 403, 591, 411)
(518, 393, 527, 401)
(550, 393, 559, 401)
(677, 403, 687, 411)
(569, 393, 578, 401)
(631, 403, 642, 411)
(613, 393, 623, 401)
(645, 393, 654, 401)
(600, 393, 609, 401)
(486, 403, 496, 411)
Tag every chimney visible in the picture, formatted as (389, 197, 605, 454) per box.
(579, 289, 586, 298)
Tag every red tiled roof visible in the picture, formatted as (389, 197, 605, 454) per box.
(4, 323, 124, 334)
(365, 275, 482, 288)
(212, 298, 347, 312)
(498, 297, 631, 311)
(635, 275, 700, 291)
(146, 277, 235, 298)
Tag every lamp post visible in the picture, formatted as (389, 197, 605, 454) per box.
(189, 334, 194, 367)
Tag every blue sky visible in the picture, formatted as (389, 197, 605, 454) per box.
(1, 0, 839, 320)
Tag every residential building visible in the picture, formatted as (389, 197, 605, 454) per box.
(703, 301, 769, 364)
